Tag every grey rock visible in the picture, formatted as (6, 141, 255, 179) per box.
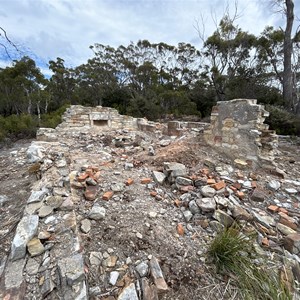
(0, 255, 7, 277)
(111, 183, 125, 192)
(251, 189, 267, 202)
(267, 180, 281, 191)
(81, 219, 91, 233)
(164, 162, 187, 178)
(0, 195, 8, 206)
(40, 269, 55, 298)
(38, 205, 54, 218)
(136, 261, 149, 277)
(231, 206, 252, 221)
(204, 159, 216, 169)
(149, 256, 168, 294)
(148, 145, 156, 156)
(109, 271, 120, 285)
(27, 188, 48, 204)
(176, 177, 193, 186)
(11, 214, 39, 261)
(58, 254, 85, 286)
(25, 258, 40, 275)
(196, 197, 216, 213)
(189, 200, 201, 214)
(124, 162, 134, 170)
(183, 210, 193, 222)
(284, 234, 300, 255)
(86, 177, 98, 186)
(4, 258, 26, 290)
(89, 252, 103, 267)
(27, 144, 45, 163)
(159, 139, 171, 147)
(89, 205, 106, 220)
(277, 223, 297, 236)
(213, 210, 234, 227)
(26, 201, 43, 214)
(200, 185, 216, 197)
(214, 195, 228, 207)
(46, 195, 64, 208)
(209, 220, 224, 232)
(118, 282, 139, 300)
(60, 197, 74, 210)
(285, 188, 298, 194)
(253, 212, 276, 228)
(152, 171, 166, 184)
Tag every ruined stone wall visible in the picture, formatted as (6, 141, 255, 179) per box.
(204, 99, 278, 166)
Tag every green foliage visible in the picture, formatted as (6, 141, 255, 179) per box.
(266, 105, 300, 136)
(207, 227, 292, 300)
(40, 104, 69, 128)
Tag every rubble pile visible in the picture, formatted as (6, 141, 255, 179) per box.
(0, 99, 300, 299)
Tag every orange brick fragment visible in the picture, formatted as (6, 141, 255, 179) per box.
(278, 207, 288, 214)
(174, 199, 181, 207)
(279, 217, 298, 230)
(229, 186, 237, 192)
(267, 205, 279, 213)
(150, 191, 157, 197)
(141, 178, 151, 184)
(261, 237, 269, 247)
(78, 173, 89, 182)
(233, 182, 242, 190)
(177, 223, 184, 236)
(102, 191, 114, 201)
(212, 181, 226, 190)
(86, 168, 93, 175)
(236, 191, 245, 199)
(251, 181, 257, 188)
(125, 178, 134, 186)
(94, 171, 101, 181)
(207, 178, 216, 185)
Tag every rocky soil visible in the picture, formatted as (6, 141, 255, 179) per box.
(0, 128, 300, 300)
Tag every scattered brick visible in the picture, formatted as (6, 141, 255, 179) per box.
(267, 205, 279, 213)
(150, 191, 157, 197)
(102, 191, 114, 201)
(177, 223, 184, 236)
(279, 217, 298, 231)
(236, 191, 245, 200)
(278, 207, 289, 215)
(77, 173, 89, 182)
(207, 178, 216, 185)
(180, 185, 195, 192)
(86, 168, 94, 175)
(174, 199, 181, 207)
(233, 182, 242, 190)
(125, 178, 134, 186)
(212, 180, 226, 190)
(251, 181, 257, 188)
(229, 186, 237, 192)
(261, 237, 269, 247)
(141, 178, 151, 184)
(94, 171, 101, 181)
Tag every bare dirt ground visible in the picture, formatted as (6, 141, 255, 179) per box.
(0, 132, 300, 300)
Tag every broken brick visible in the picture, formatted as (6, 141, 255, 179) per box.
(177, 223, 184, 236)
(150, 191, 157, 197)
(279, 217, 298, 231)
(94, 171, 101, 181)
(207, 178, 216, 185)
(236, 191, 245, 199)
(212, 180, 226, 190)
(261, 237, 269, 247)
(233, 182, 242, 190)
(141, 178, 151, 184)
(125, 178, 134, 186)
(267, 205, 279, 213)
(229, 186, 237, 192)
(278, 207, 289, 215)
(102, 191, 114, 201)
(77, 173, 89, 182)
(174, 199, 181, 207)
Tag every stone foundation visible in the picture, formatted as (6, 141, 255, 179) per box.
(204, 99, 278, 166)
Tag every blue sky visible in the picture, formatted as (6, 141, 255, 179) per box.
(0, 0, 298, 75)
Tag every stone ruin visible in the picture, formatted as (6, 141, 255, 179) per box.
(38, 100, 278, 168)
(204, 99, 278, 168)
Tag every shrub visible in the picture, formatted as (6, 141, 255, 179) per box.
(265, 105, 300, 136)
(207, 227, 292, 299)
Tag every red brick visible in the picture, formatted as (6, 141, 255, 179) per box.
(279, 217, 298, 230)
(212, 181, 226, 190)
(262, 237, 269, 247)
(125, 178, 134, 186)
(94, 171, 101, 181)
(150, 191, 157, 197)
(207, 178, 216, 185)
(278, 207, 289, 215)
(236, 191, 245, 199)
(174, 199, 181, 207)
(141, 178, 151, 184)
(102, 191, 114, 201)
(233, 182, 242, 190)
(267, 205, 279, 213)
(229, 186, 237, 192)
(77, 173, 89, 182)
(177, 223, 184, 236)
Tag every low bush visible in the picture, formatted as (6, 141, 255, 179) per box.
(207, 227, 292, 299)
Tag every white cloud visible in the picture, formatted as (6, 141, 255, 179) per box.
(0, 0, 293, 71)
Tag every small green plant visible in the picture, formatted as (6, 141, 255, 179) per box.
(207, 227, 292, 299)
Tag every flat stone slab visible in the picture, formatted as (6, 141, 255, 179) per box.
(11, 214, 39, 261)
(118, 282, 139, 300)
(27, 188, 48, 204)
